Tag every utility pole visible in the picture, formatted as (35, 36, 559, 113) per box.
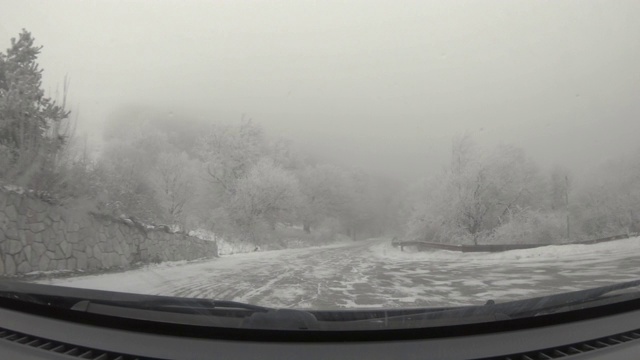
(565, 175, 570, 241)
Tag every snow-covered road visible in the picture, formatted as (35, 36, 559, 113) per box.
(38, 237, 640, 309)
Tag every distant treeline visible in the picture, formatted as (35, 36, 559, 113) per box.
(402, 134, 640, 245)
(1, 30, 638, 247)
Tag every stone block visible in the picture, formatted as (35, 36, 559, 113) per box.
(14, 251, 26, 265)
(30, 199, 48, 213)
(17, 261, 31, 274)
(93, 245, 102, 260)
(48, 212, 61, 222)
(0, 211, 7, 227)
(103, 254, 112, 268)
(6, 239, 23, 255)
(4, 255, 16, 275)
(106, 226, 117, 238)
(114, 241, 123, 255)
(67, 257, 77, 270)
(47, 260, 57, 271)
(60, 241, 72, 258)
(29, 252, 40, 268)
(54, 245, 65, 260)
(87, 258, 101, 270)
(25, 209, 38, 223)
(66, 232, 79, 244)
(104, 239, 114, 253)
(46, 229, 60, 244)
(44, 238, 57, 252)
(72, 242, 86, 251)
(17, 199, 29, 215)
(79, 231, 92, 245)
(122, 226, 132, 237)
(36, 210, 48, 223)
(74, 251, 87, 269)
(29, 222, 46, 233)
(123, 244, 131, 259)
(54, 232, 65, 244)
(24, 245, 32, 263)
(111, 253, 121, 267)
(21, 230, 35, 245)
(16, 220, 27, 233)
(32, 242, 46, 257)
(38, 255, 49, 271)
(5, 205, 17, 221)
(4, 222, 18, 240)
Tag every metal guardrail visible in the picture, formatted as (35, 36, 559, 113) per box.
(391, 232, 639, 253)
(572, 233, 638, 245)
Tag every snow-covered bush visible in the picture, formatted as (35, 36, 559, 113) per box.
(486, 210, 566, 245)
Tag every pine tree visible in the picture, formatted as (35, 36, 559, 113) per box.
(0, 29, 70, 185)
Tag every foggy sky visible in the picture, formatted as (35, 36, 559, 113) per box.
(1, 0, 640, 181)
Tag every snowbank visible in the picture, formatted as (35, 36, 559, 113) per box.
(188, 228, 353, 256)
(369, 236, 640, 264)
(188, 229, 260, 255)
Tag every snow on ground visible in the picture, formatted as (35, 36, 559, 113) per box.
(36, 237, 640, 310)
(187, 229, 260, 255)
(370, 237, 640, 264)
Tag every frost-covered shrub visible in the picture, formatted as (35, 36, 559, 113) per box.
(405, 207, 476, 245)
(486, 210, 566, 245)
(405, 200, 447, 242)
(574, 209, 612, 239)
(571, 198, 640, 240)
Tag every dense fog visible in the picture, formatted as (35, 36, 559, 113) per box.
(1, 1, 640, 249)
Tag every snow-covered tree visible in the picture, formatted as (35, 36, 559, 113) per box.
(96, 121, 168, 221)
(572, 151, 640, 237)
(228, 159, 301, 242)
(297, 164, 350, 233)
(197, 118, 266, 196)
(0, 30, 70, 187)
(406, 135, 545, 245)
(152, 151, 196, 225)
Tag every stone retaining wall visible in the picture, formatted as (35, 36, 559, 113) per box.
(0, 188, 217, 276)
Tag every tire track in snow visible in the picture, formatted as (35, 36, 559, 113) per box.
(41, 238, 640, 309)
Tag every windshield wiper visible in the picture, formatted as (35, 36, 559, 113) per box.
(496, 278, 640, 318)
(71, 297, 271, 314)
(2, 279, 640, 331)
(357, 279, 640, 328)
(0, 280, 318, 330)
(0, 280, 272, 320)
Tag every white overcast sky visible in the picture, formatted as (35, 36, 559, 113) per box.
(1, 0, 639, 180)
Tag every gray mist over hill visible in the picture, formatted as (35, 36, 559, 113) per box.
(2, 1, 640, 182)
